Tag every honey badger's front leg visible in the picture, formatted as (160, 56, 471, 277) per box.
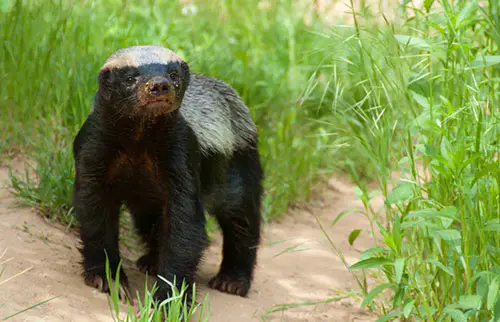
(153, 144, 208, 302)
(73, 144, 132, 301)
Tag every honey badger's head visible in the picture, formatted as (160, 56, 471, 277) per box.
(97, 45, 190, 117)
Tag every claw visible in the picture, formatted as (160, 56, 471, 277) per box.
(119, 284, 134, 304)
(84, 271, 133, 303)
(85, 274, 107, 292)
(208, 273, 250, 297)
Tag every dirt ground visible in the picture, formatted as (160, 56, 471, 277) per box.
(0, 159, 383, 322)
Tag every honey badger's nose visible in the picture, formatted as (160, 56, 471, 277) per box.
(146, 77, 170, 96)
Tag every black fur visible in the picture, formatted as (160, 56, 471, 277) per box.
(73, 50, 262, 303)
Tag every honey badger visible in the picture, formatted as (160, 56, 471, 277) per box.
(73, 45, 263, 302)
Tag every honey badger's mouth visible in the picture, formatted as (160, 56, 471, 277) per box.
(143, 101, 177, 112)
(137, 98, 180, 116)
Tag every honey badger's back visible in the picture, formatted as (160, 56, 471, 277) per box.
(167, 64, 263, 297)
(180, 73, 257, 157)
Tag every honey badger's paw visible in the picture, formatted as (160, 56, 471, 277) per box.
(208, 272, 251, 297)
(84, 270, 132, 303)
(136, 253, 158, 276)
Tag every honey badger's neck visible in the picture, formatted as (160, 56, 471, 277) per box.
(94, 96, 180, 145)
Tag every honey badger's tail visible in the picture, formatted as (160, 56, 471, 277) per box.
(180, 73, 257, 157)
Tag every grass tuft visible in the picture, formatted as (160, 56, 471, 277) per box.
(104, 257, 209, 321)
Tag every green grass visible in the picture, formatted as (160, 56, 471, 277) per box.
(104, 258, 209, 322)
(312, 0, 500, 321)
(2, 0, 500, 321)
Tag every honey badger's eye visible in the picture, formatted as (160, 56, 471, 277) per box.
(125, 76, 137, 84)
(169, 72, 179, 81)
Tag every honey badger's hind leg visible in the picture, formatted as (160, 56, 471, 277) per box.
(126, 200, 162, 276)
(209, 145, 263, 297)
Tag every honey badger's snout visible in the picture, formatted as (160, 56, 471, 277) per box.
(137, 74, 178, 111)
(146, 76, 171, 97)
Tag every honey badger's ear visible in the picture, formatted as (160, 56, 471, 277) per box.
(98, 68, 112, 100)
(181, 61, 189, 72)
(181, 61, 190, 85)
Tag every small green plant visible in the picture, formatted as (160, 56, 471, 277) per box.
(104, 256, 210, 322)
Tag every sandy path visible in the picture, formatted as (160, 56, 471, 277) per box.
(0, 162, 379, 322)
